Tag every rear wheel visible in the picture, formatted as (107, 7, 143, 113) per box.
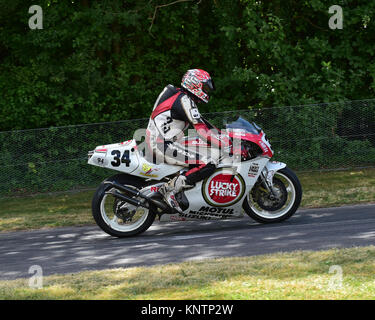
(92, 175, 156, 237)
(243, 167, 302, 223)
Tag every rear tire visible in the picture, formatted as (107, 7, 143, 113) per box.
(243, 167, 302, 223)
(92, 174, 156, 237)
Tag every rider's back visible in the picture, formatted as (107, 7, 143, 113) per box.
(146, 84, 196, 144)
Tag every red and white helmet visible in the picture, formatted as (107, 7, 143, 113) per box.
(181, 69, 215, 103)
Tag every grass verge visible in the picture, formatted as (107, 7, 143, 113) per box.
(0, 168, 375, 232)
(299, 168, 375, 208)
(1, 246, 374, 300)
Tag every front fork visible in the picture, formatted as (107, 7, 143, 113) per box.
(259, 161, 286, 198)
(259, 169, 276, 197)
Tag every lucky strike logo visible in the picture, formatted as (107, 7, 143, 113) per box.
(207, 174, 241, 204)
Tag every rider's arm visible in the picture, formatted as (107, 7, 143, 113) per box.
(180, 95, 232, 149)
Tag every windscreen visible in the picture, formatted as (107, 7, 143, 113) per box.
(225, 117, 261, 134)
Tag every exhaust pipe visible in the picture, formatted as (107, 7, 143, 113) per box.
(106, 190, 147, 208)
(104, 181, 141, 197)
(104, 181, 169, 212)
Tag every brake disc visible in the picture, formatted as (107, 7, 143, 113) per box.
(113, 199, 136, 222)
(252, 177, 287, 211)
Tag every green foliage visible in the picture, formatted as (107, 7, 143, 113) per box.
(1, 0, 375, 195)
(1, 0, 375, 130)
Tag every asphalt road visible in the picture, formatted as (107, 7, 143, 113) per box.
(0, 204, 374, 280)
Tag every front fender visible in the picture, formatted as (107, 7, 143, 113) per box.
(263, 161, 287, 186)
(265, 161, 287, 172)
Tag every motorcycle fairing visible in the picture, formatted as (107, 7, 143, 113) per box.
(160, 157, 270, 221)
(88, 139, 183, 180)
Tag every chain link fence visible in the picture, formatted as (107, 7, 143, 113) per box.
(1, 99, 375, 198)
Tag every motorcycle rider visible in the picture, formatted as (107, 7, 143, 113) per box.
(146, 69, 238, 213)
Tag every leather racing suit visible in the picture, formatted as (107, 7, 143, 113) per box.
(145, 84, 231, 186)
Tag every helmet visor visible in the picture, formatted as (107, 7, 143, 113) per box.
(202, 79, 215, 94)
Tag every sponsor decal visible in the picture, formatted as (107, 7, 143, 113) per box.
(169, 145, 196, 159)
(181, 206, 235, 220)
(190, 108, 201, 119)
(210, 179, 238, 200)
(259, 140, 269, 153)
(150, 186, 160, 192)
(202, 170, 245, 206)
(139, 163, 159, 177)
(259, 134, 273, 156)
(142, 163, 153, 173)
(191, 139, 207, 145)
(248, 163, 259, 177)
(180, 213, 223, 220)
(212, 133, 229, 142)
(94, 155, 107, 166)
(197, 206, 234, 214)
(139, 172, 158, 177)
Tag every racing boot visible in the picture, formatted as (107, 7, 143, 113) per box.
(159, 175, 190, 214)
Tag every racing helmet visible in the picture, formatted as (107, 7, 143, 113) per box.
(181, 69, 215, 103)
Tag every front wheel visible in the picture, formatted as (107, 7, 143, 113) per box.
(243, 167, 302, 223)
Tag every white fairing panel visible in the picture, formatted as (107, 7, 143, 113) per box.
(265, 161, 286, 172)
(161, 157, 270, 221)
(88, 139, 182, 180)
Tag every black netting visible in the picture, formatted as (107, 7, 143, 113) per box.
(1, 99, 375, 197)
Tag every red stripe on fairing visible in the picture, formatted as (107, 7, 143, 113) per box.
(151, 92, 181, 119)
(121, 140, 132, 144)
(95, 149, 107, 152)
(229, 131, 273, 158)
(184, 163, 206, 176)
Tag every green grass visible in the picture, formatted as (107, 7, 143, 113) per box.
(0, 190, 94, 232)
(0, 168, 375, 232)
(1, 246, 375, 300)
(299, 168, 375, 208)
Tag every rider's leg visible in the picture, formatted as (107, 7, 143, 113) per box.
(158, 175, 191, 213)
(184, 162, 216, 185)
(158, 141, 206, 213)
(161, 162, 218, 213)
(183, 143, 220, 185)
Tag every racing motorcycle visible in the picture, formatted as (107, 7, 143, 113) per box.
(88, 117, 302, 237)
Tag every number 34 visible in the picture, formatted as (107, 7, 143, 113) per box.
(111, 150, 131, 167)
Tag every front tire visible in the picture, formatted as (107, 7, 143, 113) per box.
(243, 167, 302, 223)
(92, 175, 156, 237)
